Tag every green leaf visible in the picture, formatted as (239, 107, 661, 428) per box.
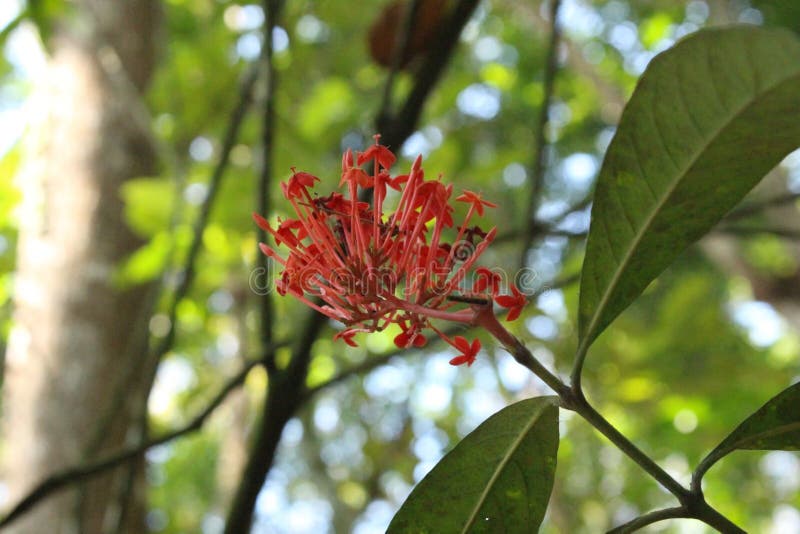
(114, 232, 172, 287)
(121, 177, 175, 237)
(27, 0, 66, 48)
(0, 9, 26, 46)
(578, 26, 800, 350)
(297, 78, 355, 141)
(0, 145, 22, 227)
(752, 0, 800, 34)
(388, 397, 559, 534)
(697, 381, 800, 480)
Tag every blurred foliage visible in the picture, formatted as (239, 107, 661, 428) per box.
(1, 0, 800, 532)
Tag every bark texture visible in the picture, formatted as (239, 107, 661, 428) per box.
(2, 1, 161, 532)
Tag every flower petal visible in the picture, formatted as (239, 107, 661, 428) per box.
(449, 354, 471, 366)
(506, 307, 522, 322)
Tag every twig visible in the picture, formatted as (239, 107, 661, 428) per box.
(67, 64, 264, 528)
(257, 0, 282, 370)
(570, 223, 800, 393)
(86, 61, 263, 455)
(152, 61, 262, 365)
(606, 506, 685, 534)
(222, 2, 286, 531)
(302, 352, 402, 403)
(223, 334, 312, 534)
(726, 191, 800, 221)
(520, 0, 563, 268)
(718, 225, 800, 240)
(89, 55, 260, 521)
(381, 0, 482, 150)
(0, 359, 262, 529)
(0, 8, 26, 43)
(377, 0, 423, 128)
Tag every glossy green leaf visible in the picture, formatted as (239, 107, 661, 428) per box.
(578, 26, 800, 350)
(388, 397, 559, 534)
(697, 381, 800, 480)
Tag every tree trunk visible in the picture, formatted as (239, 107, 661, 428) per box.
(2, 1, 161, 532)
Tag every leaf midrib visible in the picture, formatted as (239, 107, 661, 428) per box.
(703, 420, 800, 472)
(460, 402, 551, 533)
(727, 420, 800, 452)
(581, 61, 800, 347)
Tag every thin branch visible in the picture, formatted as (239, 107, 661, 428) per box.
(377, 0, 423, 127)
(302, 352, 401, 403)
(107, 454, 139, 534)
(726, 191, 800, 221)
(0, 359, 262, 529)
(506, 218, 800, 247)
(64, 8, 190, 527)
(520, 0, 563, 268)
(86, 61, 263, 455)
(226, 287, 333, 530)
(606, 507, 685, 534)
(718, 225, 800, 240)
(222, 1, 286, 531)
(153, 61, 262, 364)
(257, 0, 281, 370)
(381, 0, 482, 149)
(224, 0, 491, 526)
(70, 65, 263, 525)
(570, 222, 800, 391)
(0, 8, 26, 43)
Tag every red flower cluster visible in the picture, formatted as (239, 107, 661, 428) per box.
(255, 137, 526, 366)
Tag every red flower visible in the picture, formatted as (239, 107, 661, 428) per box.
(341, 167, 373, 188)
(334, 329, 359, 347)
(394, 324, 427, 348)
(494, 283, 527, 322)
(456, 190, 497, 216)
(448, 336, 481, 366)
(318, 192, 368, 215)
(282, 168, 319, 199)
(473, 267, 501, 296)
(276, 219, 306, 246)
(256, 136, 500, 358)
(415, 180, 454, 227)
(357, 134, 396, 170)
(388, 171, 412, 191)
(253, 213, 270, 231)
